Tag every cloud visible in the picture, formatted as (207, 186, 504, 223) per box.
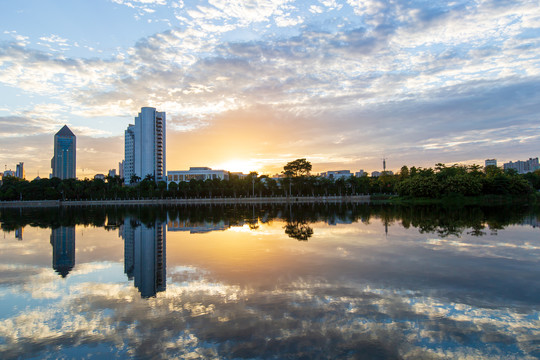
(39, 34, 68, 44)
(0, 0, 539, 173)
(0, 116, 57, 137)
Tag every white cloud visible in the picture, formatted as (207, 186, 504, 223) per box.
(0, 0, 539, 172)
(319, 0, 342, 11)
(309, 5, 323, 14)
(39, 34, 68, 44)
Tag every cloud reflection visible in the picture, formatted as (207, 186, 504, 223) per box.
(1, 205, 539, 358)
(1, 272, 539, 359)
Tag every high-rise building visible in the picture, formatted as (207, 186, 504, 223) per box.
(485, 159, 497, 167)
(15, 162, 25, 179)
(124, 124, 135, 183)
(51, 125, 76, 179)
(123, 107, 166, 184)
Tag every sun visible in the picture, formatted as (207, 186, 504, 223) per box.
(215, 159, 260, 174)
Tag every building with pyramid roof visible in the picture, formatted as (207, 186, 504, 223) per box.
(51, 125, 76, 179)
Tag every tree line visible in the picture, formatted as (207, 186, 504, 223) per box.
(1, 160, 539, 201)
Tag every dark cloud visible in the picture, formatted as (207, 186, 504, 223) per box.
(0, 116, 48, 135)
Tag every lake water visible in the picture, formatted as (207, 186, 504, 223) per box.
(1, 204, 539, 359)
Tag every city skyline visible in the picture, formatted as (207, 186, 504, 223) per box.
(0, 1, 539, 179)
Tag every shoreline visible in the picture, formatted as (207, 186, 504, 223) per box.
(0, 195, 371, 208)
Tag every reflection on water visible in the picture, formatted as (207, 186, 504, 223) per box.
(121, 217, 166, 298)
(168, 219, 231, 233)
(0, 204, 539, 359)
(283, 220, 313, 240)
(50, 226, 75, 278)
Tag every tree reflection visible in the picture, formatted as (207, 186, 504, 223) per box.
(0, 203, 538, 238)
(284, 220, 313, 241)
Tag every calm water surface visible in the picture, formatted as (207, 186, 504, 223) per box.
(1, 204, 539, 359)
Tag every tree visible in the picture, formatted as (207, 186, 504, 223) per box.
(157, 181, 167, 198)
(168, 181, 178, 197)
(399, 165, 410, 180)
(283, 158, 312, 178)
(130, 175, 141, 184)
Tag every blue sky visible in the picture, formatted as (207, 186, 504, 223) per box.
(1, 0, 539, 178)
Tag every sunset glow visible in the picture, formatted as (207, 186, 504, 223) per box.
(214, 160, 262, 175)
(0, 1, 539, 179)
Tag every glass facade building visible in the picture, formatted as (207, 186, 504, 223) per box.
(51, 125, 76, 179)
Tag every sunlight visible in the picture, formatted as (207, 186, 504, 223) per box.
(215, 159, 261, 174)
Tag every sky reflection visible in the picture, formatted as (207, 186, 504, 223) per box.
(0, 205, 539, 359)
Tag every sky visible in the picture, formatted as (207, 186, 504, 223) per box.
(0, 0, 539, 179)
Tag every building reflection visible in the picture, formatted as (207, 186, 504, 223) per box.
(15, 227, 23, 240)
(167, 219, 231, 233)
(50, 226, 75, 278)
(121, 217, 166, 298)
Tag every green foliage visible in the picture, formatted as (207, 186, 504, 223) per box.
(283, 158, 312, 177)
(1, 161, 538, 201)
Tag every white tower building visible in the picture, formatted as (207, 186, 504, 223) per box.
(124, 125, 135, 184)
(124, 107, 166, 184)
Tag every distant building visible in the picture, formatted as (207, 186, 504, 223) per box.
(123, 107, 166, 184)
(15, 162, 25, 179)
(230, 172, 248, 179)
(355, 170, 366, 177)
(94, 174, 105, 180)
(51, 125, 76, 179)
(320, 170, 352, 180)
(371, 171, 381, 177)
(2, 170, 15, 177)
(119, 160, 124, 179)
(167, 167, 229, 183)
(382, 170, 394, 176)
(485, 159, 497, 167)
(108, 169, 117, 178)
(503, 157, 539, 174)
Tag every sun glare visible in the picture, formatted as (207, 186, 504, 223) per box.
(215, 160, 260, 174)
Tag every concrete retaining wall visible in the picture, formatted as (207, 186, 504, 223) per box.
(0, 195, 370, 208)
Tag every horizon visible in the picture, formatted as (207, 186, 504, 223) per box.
(1, 1, 539, 179)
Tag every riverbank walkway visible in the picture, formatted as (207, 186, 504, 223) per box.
(0, 195, 371, 208)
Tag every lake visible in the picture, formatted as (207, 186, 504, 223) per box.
(1, 204, 539, 359)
